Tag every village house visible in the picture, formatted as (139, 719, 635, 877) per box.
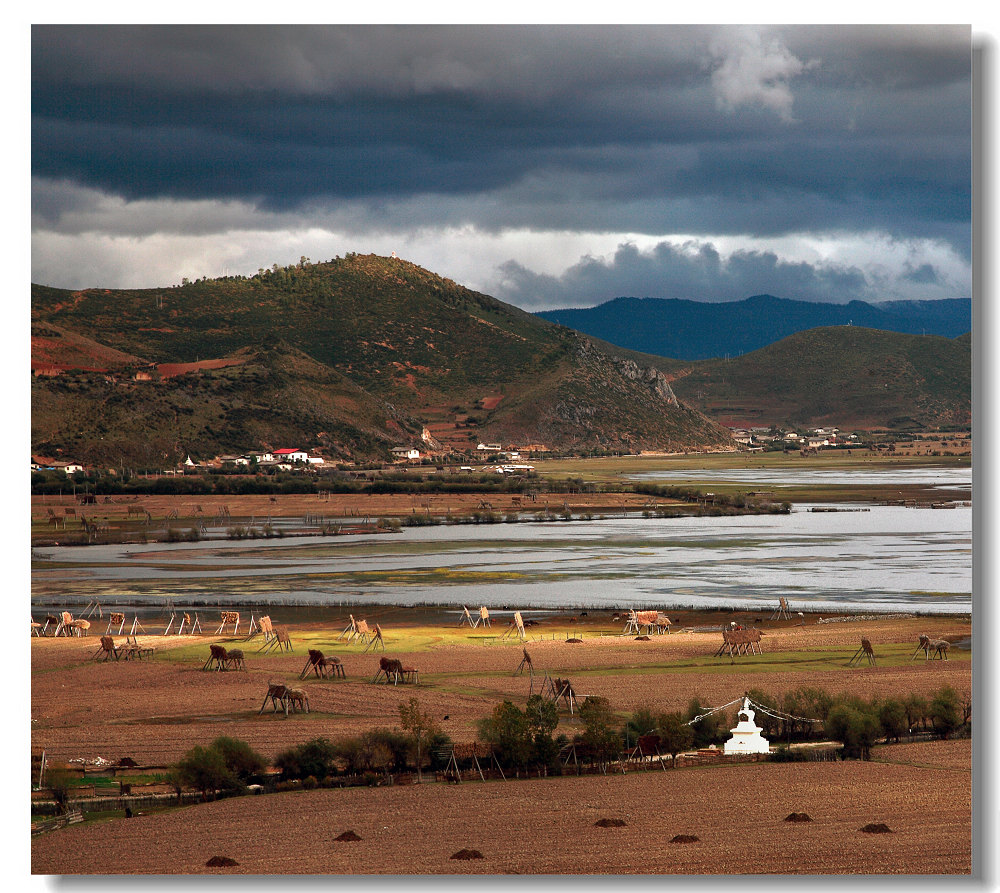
(305, 453, 326, 466)
(46, 460, 85, 475)
(273, 448, 310, 463)
(217, 454, 250, 468)
(391, 447, 421, 461)
(244, 451, 274, 464)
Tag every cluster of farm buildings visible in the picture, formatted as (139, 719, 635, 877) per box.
(728, 426, 857, 452)
(31, 441, 542, 477)
(32, 429, 857, 478)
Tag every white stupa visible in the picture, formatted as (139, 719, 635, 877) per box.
(724, 697, 771, 755)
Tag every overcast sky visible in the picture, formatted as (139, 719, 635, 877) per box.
(31, 24, 972, 309)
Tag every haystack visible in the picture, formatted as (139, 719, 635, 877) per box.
(335, 830, 362, 842)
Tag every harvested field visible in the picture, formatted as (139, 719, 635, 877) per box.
(31, 751, 970, 874)
(30, 608, 972, 875)
(31, 612, 971, 765)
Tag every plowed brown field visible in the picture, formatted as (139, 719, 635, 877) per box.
(32, 747, 970, 874)
(30, 609, 972, 874)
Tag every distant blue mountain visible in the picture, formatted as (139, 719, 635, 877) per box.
(535, 295, 972, 361)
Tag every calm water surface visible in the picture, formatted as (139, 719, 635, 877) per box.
(32, 465, 972, 615)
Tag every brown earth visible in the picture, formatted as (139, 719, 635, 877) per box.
(31, 741, 971, 874)
(30, 610, 972, 874)
(31, 612, 970, 766)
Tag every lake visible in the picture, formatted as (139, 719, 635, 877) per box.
(31, 463, 972, 615)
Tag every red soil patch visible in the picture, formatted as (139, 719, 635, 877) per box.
(480, 396, 504, 410)
(156, 358, 246, 378)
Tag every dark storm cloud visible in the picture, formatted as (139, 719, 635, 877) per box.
(31, 25, 970, 251)
(496, 241, 876, 308)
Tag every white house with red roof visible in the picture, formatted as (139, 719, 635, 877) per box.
(273, 448, 309, 463)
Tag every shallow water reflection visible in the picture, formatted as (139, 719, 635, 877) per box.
(32, 501, 971, 615)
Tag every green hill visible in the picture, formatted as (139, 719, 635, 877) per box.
(31, 255, 734, 465)
(668, 326, 971, 430)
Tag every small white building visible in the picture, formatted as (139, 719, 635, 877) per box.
(724, 698, 770, 755)
(273, 448, 309, 463)
(48, 461, 84, 475)
(391, 447, 421, 461)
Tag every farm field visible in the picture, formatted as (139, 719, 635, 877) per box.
(31, 607, 971, 874)
(31, 739, 971, 875)
(30, 610, 971, 765)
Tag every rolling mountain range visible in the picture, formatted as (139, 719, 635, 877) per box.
(664, 327, 971, 430)
(31, 255, 733, 466)
(536, 294, 971, 361)
(31, 256, 971, 467)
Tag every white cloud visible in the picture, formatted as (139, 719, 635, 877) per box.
(709, 26, 816, 122)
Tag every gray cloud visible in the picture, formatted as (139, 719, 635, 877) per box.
(30, 25, 972, 303)
(493, 240, 944, 309)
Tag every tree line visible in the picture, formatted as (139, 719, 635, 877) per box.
(158, 683, 968, 803)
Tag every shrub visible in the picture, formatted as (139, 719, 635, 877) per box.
(903, 693, 929, 732)
(208, 736, 267, 783)
(624, 706, 659, 748)
(825, 705, 881, 760)
(656, 711, 694, 767)
(578, 696, 622, 768)
(686, 697, 724, 748)
(47, 769, 73, 814)
(175, 745, 241, 799)
(877, 698, 908, 743)
(929, 686, 962, 739)
(275, 737, 338, 781)
(477, 701, 532, 769)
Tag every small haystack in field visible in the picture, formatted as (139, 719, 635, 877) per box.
(594, 818, 627, 827)
(450, 849, 484, 860)
(205, 855, 239, 867)
(860, 823, 893, 834)
(670, 835, 700, 844)
(335, 830, 362, 842)
(784, 813, 812, 823)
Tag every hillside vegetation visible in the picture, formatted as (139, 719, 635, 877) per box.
(668, 326, 971, 430)
(31, 255, 733, 465)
